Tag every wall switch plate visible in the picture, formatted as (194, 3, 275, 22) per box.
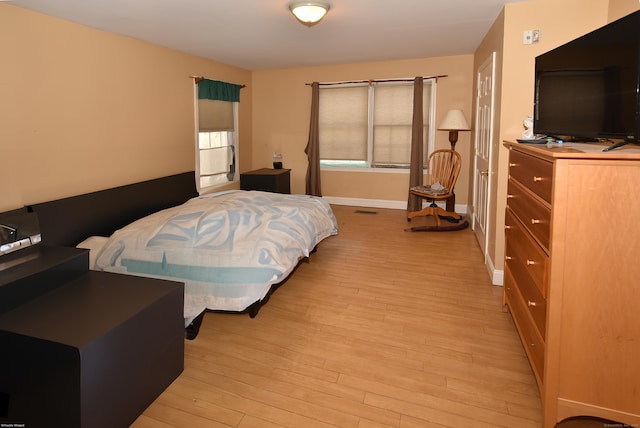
(523, 29, 540, 44)
(532, 29, 540, 43)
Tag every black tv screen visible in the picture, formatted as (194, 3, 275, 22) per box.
(534, 10, 640, 145)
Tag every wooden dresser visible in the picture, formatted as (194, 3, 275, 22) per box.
(503, 141, 640, 428)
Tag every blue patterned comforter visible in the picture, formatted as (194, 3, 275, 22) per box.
(93, 190, 338, 325)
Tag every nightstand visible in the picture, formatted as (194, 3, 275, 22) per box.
(0, 246, 184, 428)
(240, 168, 291, 194)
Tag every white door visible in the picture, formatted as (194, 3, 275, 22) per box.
(472, 53, 496, 257)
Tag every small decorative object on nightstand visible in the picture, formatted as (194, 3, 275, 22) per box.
(272, 153, 283, 169)
(240, 168, 291, 194)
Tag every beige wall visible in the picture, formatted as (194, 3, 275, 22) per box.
(474, 0, 638, 276)
(608, 0, 640, 19)
(0, 4, 252, 212)
(3, 2, 473, 213)
(252, 57, 474, 200)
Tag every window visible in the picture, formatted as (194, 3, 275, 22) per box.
(196, 98, 238, 191)
(319, 80, 435, 169)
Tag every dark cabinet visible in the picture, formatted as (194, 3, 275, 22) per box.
(0, 246, 184, 428)
(240, 168, 291, 194)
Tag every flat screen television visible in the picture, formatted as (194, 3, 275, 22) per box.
(533, 10, 640, 151)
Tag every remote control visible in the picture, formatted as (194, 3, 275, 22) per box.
(516, 137, 550, 144)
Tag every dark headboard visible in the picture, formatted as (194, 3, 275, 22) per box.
(28, 172, 198, 247)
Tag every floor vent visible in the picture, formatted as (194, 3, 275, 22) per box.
(354, 210, 378, 215)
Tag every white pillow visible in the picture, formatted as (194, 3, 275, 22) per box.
(76, 236, 109, 269)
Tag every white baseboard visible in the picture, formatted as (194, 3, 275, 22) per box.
(322, 196, 469, 214)
(485, 256, 504, 286)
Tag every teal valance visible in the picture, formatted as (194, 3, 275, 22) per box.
(197, 78, 241, 102)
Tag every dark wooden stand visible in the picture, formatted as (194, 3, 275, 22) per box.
(0, 246, 184, 428)
(446, 192, 455, 213)
(240, 168, 291, 194)
(0, 245, 87, 314)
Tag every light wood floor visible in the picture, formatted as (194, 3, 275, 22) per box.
(130, 205, 610, 428)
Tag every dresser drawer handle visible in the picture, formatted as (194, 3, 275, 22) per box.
(531, 219, 541, 225)
(533, 176, 543, 182)
(526, 259, 535, 265)
(527, 300, 537, 307)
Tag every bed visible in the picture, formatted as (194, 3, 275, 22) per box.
(27, 172, 338, 338)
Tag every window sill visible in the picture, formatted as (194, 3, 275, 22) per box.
(320, 166, 413, 174)
(198, 180, 240, 196)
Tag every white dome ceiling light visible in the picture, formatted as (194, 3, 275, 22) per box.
(288, 1, 331, 27)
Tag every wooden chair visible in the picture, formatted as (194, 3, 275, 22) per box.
(408, 149, 462, 226)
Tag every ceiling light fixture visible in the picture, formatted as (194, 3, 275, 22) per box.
(288, 1, 331, 27)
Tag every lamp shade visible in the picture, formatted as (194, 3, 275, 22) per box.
(438, 109, 471, 131)
(289, 1, 330, 26)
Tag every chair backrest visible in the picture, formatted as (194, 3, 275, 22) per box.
(427, 149, 462, 190)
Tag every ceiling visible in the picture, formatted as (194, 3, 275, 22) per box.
(8, 0, 527, 70)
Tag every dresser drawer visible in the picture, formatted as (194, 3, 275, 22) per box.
(505, 251, 547, 339)
(505, 209, 549, 298)
(505, 266, 545, 383)
(509, 149, 553, 203)
(507, 179, 551, 250)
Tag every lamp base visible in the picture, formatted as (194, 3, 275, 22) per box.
(448, 130, 459, 151)
(446, 132, 457, 209)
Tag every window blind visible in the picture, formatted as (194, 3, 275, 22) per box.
(318, 81, 433, 167)
(373, 83, 431, 166)
(198, 99, 234, 132)
(319, 85, 368, 161)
